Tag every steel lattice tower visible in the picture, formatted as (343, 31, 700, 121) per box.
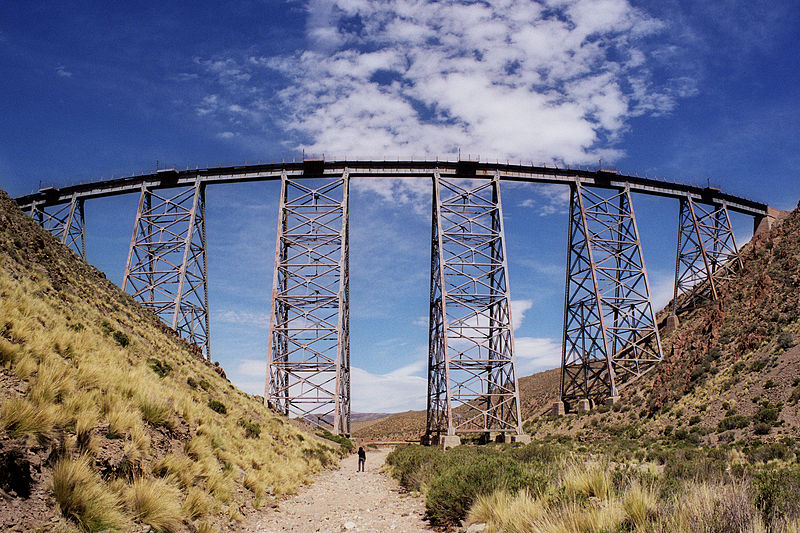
(30, 195, 86, 259)
(122, 180, 210, 359)
(266, 173, 350, 435)
(560, 183, 662, 408)
(426, 171, 523, 441)
(672, 198, 742, 313)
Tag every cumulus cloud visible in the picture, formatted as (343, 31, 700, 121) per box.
(265, 0, 673, 162)
(351, 361, 428, 412)
(190, 0, 692, 164)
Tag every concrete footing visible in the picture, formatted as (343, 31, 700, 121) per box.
(605, 396, 620, 406)
(510, 434, 531, 444)
(482, 432, 505, 444)
(663, 314, 680, 333)
(576, 399, 592, 413)
(440, 435, 461, 450)
(552, 401, 566, 416)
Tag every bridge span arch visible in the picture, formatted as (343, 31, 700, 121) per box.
(15, 159, 772, 440)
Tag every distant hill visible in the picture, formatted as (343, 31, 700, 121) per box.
(0, 189, 342, 532)
(352, 369, 561, 441)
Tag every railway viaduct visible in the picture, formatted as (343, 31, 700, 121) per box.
(15, 159, 777, 445)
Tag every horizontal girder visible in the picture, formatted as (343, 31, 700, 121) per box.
(16, 160, 767, 217)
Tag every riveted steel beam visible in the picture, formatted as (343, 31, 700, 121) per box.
(426, 171, 523, 439)
(560, 183, 662, 408)
(266, 172, 350, 435)
(122, 180, 210, 358)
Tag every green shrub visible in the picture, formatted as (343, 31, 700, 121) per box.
(764, 379, 776, 389)
(688, 415, 702, 426)
(207, 400, 227, 415)
(112, 330, 130, 348)
(148, 358, 172, 378)
(718, 415, 749, 431)
(753, 466, 800, 521)
(753, 422, 771, 435)
(316, 429, 354, 453)
(777, 332, 795, 350)
(425, 453, 543, 527)
(187, 377, 197, 389)
(754, 407, 780, 425)
(238, 419, 261, 439)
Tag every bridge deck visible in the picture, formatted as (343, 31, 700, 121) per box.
(14, 159, 768, 217)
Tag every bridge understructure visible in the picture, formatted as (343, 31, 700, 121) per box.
(122, 181, 210, 359)
(672, 198, 742, 314)
(16, 160, 770, 433)
(266, 173, 350, 435)
(426, 172, 524, 445)
(559, 183, 662, 412)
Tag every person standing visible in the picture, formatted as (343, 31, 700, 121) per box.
(357, 446, 366, 472)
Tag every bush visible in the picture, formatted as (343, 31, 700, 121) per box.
(139, 395, 172, 427)
(186, 377, 197, 389)
(718, 415, 749, 431)
(752, 466, 800, 521)
(112, 330, 130, 348)
(425, 453, 542, 527)
(753, 422, 771, 435)
(778, 332, 795, 350)
(207, 400, 227, 415)
(688, 415, 702, 426)
(238, 419, 261, 439)
(754, 407, 780, 425)
(148, 358, 172, 378)
(764, 379, 776, 389)
(316, 429, 354, 453)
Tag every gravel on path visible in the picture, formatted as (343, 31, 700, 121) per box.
(238, 447, 432, 533)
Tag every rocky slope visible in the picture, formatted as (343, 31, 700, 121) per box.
(0, 189, 340, 532)
(526, 202, 800, 446)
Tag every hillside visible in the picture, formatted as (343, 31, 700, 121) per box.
(0, 189, 341, 532)
(353, 369, 560, 441)
(526, 202, 800, 445)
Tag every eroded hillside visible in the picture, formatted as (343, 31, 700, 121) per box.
(0, 189, 341, 532)
(527, 203, 800, 447)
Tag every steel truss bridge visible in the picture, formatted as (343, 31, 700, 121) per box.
(15, 159, 772, 441)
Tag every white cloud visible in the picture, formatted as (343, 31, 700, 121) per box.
(56, 65, 72, 78)
(192, 0, 691, 164)
(514, 336, 562, 374)
(216, 131, 235, 139)
(517, 183, 571, 216)
(351, 362, 427, 412)
(216, 309, 269, 327)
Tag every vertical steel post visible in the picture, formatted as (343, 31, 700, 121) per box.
(266, 171, 350, 435)
(673, 197, 741, 312)
(426, 171, 523, 440)
(122, 181, 210, 358)
(29, 194, 86, 259)
(560, 183, 662, 407)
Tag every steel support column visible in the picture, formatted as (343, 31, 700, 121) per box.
(122, 181, 210, 359)
(266, 172, 350, 435)
(560, 183, 662, 408)
(30, 195, 86, 258)
(672, 198, 742, 313)
(426, 171, 523, 440)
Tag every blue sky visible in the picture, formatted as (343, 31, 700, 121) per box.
(2, 0, 799, 412)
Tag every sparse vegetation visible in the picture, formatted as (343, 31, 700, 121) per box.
(0, 189, 338, 531)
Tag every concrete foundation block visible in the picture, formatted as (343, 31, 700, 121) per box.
(510, 434, 531, 444)
(663, 314, 680, 333)
(576, 399, 591, 413)
(552, 401, 566, 416)
(605, 396, 620, 406)
(440, 435, 461, 450)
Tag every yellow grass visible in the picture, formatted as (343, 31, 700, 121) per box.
(126, 477, 184, 533)
(51, 455, 129, 531)
(0, 397, 55, 441)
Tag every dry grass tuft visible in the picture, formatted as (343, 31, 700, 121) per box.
(562, 461, 613, 500)
(51, 455, 129, 531)
(182, 487, 210, 520)
(126, 477, 184, 533)
(0, 397, 55, 441)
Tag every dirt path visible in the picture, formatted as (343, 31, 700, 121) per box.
(238, 448, 432, 533)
